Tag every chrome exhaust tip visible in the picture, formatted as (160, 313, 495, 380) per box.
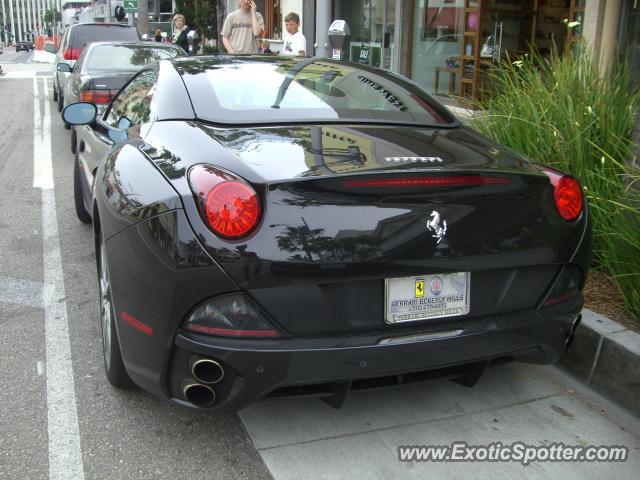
(183, 382, 216, 408)
(191, 358, 225, 384)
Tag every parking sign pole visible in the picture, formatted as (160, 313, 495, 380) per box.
(124, 0, 137, 28)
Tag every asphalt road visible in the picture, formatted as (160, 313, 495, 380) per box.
(0, 60, 638, 480)
(0, 49, 34, 64)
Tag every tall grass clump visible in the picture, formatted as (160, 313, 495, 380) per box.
(470, 47, 640, 320)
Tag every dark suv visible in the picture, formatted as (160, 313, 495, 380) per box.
(15, 42, 30, 52)
(53, 23, 140, 113)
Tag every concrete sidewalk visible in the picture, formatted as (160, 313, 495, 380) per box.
(240, 360, 639, 479)
(561, 309, 640, 416)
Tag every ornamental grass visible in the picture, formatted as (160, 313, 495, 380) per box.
(470, 47, 640, 321)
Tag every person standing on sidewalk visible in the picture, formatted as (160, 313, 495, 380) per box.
(172, 14, 190, 53)
(222, 0, 264, 54)
(282, 12, 306, 56)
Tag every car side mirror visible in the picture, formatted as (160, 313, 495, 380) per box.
(57, 63, 72, 73)
(117, 117, 132, 129)
(62, 102, 97, 125)
(44, 43, 57, 54)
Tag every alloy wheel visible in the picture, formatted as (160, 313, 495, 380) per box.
(99, 239, 112, 371)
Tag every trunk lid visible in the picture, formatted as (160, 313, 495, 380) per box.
(150, 123, 588, 335)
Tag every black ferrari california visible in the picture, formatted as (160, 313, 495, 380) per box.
(62, 55, 591, 410)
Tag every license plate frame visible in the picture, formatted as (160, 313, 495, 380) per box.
(384, 272, 470, 324)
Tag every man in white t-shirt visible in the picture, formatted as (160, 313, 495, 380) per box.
(222, 0, 264, 54)
(282, 12, 306, 56)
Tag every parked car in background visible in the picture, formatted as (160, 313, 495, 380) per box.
(52, 23, 140, 114)
(62, 55, 591, 411)
(57, 41, 185, 152)
(15, 42, 30, 52)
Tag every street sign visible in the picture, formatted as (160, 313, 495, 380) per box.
(123, 0, 138, 12)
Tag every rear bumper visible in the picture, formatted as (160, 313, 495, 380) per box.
(167, 295, 583, 411)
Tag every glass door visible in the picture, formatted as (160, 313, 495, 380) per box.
(380, 0, 397, 71)
(342, 0, 397, 71)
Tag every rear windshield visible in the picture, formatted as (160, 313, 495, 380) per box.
(85, 45, 183, 71)
(70, 25, 139, 49)
(177, 57, 456, 126)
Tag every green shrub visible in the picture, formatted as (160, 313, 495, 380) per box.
(470, 47, 640, 320)
(201, 45, 218, 54)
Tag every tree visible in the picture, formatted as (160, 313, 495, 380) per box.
(137, 0, 149, 37)
(43, 9, 61, 24)
(194, 0, 217, 39)
(175, 0, 219, 50)
(174, 0, 196, 28)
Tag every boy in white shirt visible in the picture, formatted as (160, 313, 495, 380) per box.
(283, 12, 306, 56)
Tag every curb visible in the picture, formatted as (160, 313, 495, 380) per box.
(560, 308, 640, 416)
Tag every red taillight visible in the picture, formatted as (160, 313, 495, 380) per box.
(554, 177, 583, 221)
(189, 165, 261, 239)
(63, 48, 80, 60)
(79, 89, 115, 104)
(344, 176, 510, 188)
(539, 167, 583, 221)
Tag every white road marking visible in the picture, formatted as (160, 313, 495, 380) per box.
(2, 71, 52, 79)
(34, 77, 85, 480)
(38, 361, 45, 376)
(34, 78, 53, 189)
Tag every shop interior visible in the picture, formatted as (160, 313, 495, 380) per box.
(411, 0, 585, 103)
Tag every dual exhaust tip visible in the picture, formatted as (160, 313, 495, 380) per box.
(183, 358, 225, 408)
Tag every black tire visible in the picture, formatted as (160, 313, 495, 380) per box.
(70, 127, 76, 154)
(53, 81, 58, 102)
(98, 233, 133, 389)
(57, 88, 63, 113)
(73, 153, 91, 224)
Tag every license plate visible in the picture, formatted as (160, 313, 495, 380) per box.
(385, 272, 470, 324)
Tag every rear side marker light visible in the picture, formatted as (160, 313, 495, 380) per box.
(188, 165, 261, 239)
(538, 167, 584, 221)
(120, 311, 154, 336)
(344, 176, 510, 188)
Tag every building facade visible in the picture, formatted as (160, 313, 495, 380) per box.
(223, 0, 637, 99)
(1, 0, 64, 43)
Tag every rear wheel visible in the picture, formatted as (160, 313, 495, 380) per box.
(98, 233, 133, 388)
(57, 88, 63, 113)
(70, 127, 76, 154)
(53, 81, 58, 102)
(73, 153, 91, 224)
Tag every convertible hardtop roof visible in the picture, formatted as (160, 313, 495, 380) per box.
(161, 55, 458, 127)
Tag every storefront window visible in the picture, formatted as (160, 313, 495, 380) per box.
(411, 0, 465, 97)
(340, 0, 384, 68)
(622, 0, 640, 86)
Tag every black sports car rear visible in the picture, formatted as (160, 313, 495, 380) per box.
(62, 55, 591, 411)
